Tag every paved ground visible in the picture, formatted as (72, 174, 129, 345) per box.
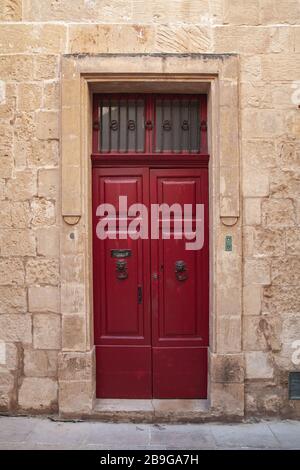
(0, 416, 299, 450)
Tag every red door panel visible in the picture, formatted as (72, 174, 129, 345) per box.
(150, 169, 209, 398)
(93, 168, 151, 398)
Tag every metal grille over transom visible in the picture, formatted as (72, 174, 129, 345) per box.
(93, 94, 207, 155)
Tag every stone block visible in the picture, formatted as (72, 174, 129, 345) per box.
(17, 83, 42, 112)
(31, 198, 56, 226)
(244, 198, 261, 225)
(244, 259, 271, 285)
(0, 258, 24, 285)
(69, 24, 155, 54)
(59, 380, 94, 416)
(24, 348, 58, 377)
(28, 140, 59, 168)
(223, 0, 260, 25)
(6, 170, 37, 201)
(43, 82, 59, 110)
(61, 283, 85, 314)
(210, 353, 244, 383)
(245, 351, 274, 379)
(36, 227, 60, 257)
(26, 258, 59, 286)
(0, 286, 27, 314)
(260, 0, 300, 25)
(0, 55, 35, 82)
(285, 228, 300, 255)
(216, 316, 242, 354)
(0, 229, 36, 256)
(155, 25, 212, 53)
(263, 285, 300, 315)
(0, 372, 15, 410)
(252, 228, 284, 258)
(243, 315, 282, 352)
(58, 350, 94, 381)
(18, 377, 57, 411)
(28, 286, 60, 313)
(271, 257, 300, 286)
(0, 154, 13, 178)
(0, 24, 67, 54)
(33, 314, 61, 350)
(38, 169, 59, 199)
(36, 111, 59, 140)
(243, 284, 262, 316)
(262, 199, 295, 228)
(62, 315, 86, 351)
(243, 167, 269, 197)
(34, 55, 59, 80)
(270, 168, 300, 199)
(0, 201, 31, 229)
(211, 383, 244, 416)
(61, 255, 85, 283)
(0, 314, 32, 343)
(0, 0, 22, 20)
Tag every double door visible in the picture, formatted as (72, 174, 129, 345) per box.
(92, 166, 208, 399)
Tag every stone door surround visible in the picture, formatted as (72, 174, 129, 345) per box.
(59, 54, 243, 418)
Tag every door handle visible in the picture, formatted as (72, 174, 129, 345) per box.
(138, 285, 142, 304)
(175, 260, 188, 281)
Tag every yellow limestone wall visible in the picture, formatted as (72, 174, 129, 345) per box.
(0, 0, 300, 418)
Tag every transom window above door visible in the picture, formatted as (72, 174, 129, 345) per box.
(92, 94, 207, 155)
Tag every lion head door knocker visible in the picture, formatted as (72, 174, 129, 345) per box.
(175, 260, 188, 281)
(116, 259, 128, 280)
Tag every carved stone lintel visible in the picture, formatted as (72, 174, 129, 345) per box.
(220, 216, 238, 227)
(63, 215, 81, 225)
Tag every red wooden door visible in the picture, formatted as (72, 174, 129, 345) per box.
(150, 169, 209, 398)
(93, 168, 152, 398)
(92, 93, 209, 399)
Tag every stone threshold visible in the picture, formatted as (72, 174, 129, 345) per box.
(88, 399, 214, 423)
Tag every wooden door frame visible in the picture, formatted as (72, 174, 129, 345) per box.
(59, 54, 243, 419)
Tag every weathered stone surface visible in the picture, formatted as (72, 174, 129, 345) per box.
(61, 283, 85, 314)
(271, 257, 300, 286)
(223, 0, 260, 25)
(0, 0, 22, 20)
(0, 286, 26, 313)
(0, 372, 15, 410)
(263, 285, 300, 315)
(0, 25, 67, 54)
(18, 377, 57, 411)
(36, 227, 60, 257)
(156, 25, 212, 53)
(243, 284, 261, 316)
(0, 314, 32, 343)
(17, 83, 42, 112)
(244, 260, 271, 285)
(62, 315, 86, 351)
(36, 111, 59, 140)
(24, 348, 58, 378)
(69, 24, 155, 54)
(31, 198, 56, 226)
(26, 258, 59, 286)
(270, 169, 300, 199)
(211, 354, 244, 383)
(252, 228, 284, 258)
(285, 228, 300, 255)
(0, 258, 24, 285)
(262, 198, 295, 228)
(211, 383, 244, 416)
(216, 316, 241, 354)
(243, 315, 282, 352)
(59, 379, 94, 416)
(28, 286, 60, 313)
(245, 351, 274, 379)
(28, 140, 59, 168)
(43, 82, 59, 110)
(243, 167, 269, 197)
(38, 169, 59, 199)
(260, 0, 300, 25)
(0, 342, 19, 371)
(244, 198, 261, 226)
(58, 351, 94, 381)
(0, 230, 36, 256)
(61, 255, 84, 283)
(33, 314, 61, 350)
(6, 170, 37, 201)
(0, 201, 31, 228)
